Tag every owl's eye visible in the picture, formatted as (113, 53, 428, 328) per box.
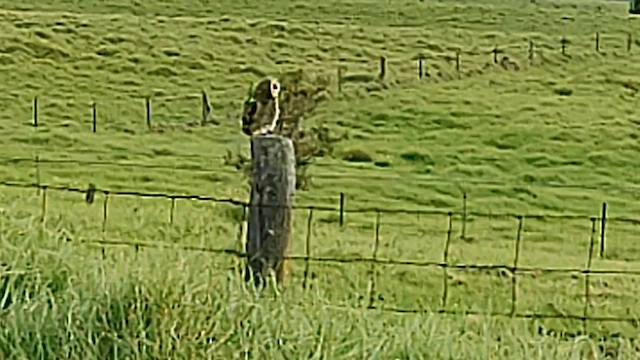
(272, 83, 279, 91)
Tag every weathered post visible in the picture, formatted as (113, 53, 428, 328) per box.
(201, 90, 211, 125)
(379, 56, 386, 80)
(244, 134, 296, 288)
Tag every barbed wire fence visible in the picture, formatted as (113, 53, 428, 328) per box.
(4, 154, 640, 258)
(2, 178, 640, 338)
(15, 31, 639, 132)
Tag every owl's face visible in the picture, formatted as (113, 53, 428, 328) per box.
(269, 80, 281, 99)
(253, 78, 281, 102)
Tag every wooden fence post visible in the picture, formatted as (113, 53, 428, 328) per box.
(441, 212, 454, 310)
(510, 216, 524, 316)
(92, 102, 97, 133)
(102, 192, 109, 234)
(367, 211, 381, 309)
(169, 197, 176, 224)
(302, 209, 313, 289)
(145, 96, 151, 129)
(40, 186, 47, 223)
(33, 97, 38, 127)
(600, 202, 607, 257)
(339, 192, 345, 226)
(201, 90, 211, 125)
(379, 56, 386, 80)
(582, 217, 597, 334)
(460, 192, 467, 239)
(244, 135, 296, 288)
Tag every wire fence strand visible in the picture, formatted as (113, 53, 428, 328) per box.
(3, 177, 640, 330)
(70, 237, 640, 277)
(58, 236, 640, 327)
(3, 179, 640, 223)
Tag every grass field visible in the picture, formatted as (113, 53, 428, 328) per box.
(2, 0, 640, 358)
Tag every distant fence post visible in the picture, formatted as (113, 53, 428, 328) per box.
(339, 192, 345, 226)
(441, 212, 454, 310)
(169, 197, 176, 224)
(101, 191, 109, 260)
(145, 96, 151, 129)
(492, 46, 499, 63)
(455, 50, 461, 77)
(244, 135, 296, 288)
(337, 67, 343, 93)
(418, 58, 423, 79)
(33, 97, 38, 127)
(379, 56, 386, 80)
(366, 211, 381, 309)
(460, 192, 467, 239)
(561, 37, 568, 55)
(510, 216, 524, 316)
(102, 192, 109, 234)
(201, 90, 211, 125)
(528, 39, 535, 65)
(40, 186, 47, 223)
(600, 202, 607, 257)
(582, 217, 597, 334)
(92, 102, 97, 133)
(302, 209, 314, 289)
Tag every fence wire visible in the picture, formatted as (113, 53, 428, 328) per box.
(3, 179, 640, 222)
(2, 179, 640, 332)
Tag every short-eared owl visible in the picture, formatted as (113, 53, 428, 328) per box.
(241, 78, 281, 136)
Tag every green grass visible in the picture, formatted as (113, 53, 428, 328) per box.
(2, 0, 640, 358)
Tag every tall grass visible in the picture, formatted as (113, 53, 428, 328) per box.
(1, 0, 640, 357)
(0, 211, 637, 359)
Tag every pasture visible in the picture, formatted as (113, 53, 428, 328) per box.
(1, 0, 640, 358)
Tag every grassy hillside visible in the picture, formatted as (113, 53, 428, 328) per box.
(0, 0, 639, 213)
(1, 0, 640, 358)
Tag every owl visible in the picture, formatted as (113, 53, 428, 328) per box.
(241, 78, 281, 136)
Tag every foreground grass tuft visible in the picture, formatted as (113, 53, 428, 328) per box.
(1, 247, 638, 359)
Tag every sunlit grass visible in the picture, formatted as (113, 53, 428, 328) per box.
(1, 0, 640, 357)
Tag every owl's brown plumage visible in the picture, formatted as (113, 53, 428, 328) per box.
(241, 78, 281, 136)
